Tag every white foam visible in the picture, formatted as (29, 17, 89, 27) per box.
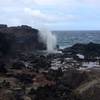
(76, 54, 84, 59)
(82, 62, 100, 68)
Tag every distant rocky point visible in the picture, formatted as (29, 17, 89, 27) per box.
(62, 42, 100, 60)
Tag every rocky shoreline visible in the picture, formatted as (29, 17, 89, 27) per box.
(0, 25, 100, 100)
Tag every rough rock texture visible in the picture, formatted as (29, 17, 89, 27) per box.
(0, 24, 46, 57)
(63, 42, 100, 59)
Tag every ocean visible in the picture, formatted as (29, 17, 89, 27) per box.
(53, 31, 100, 48)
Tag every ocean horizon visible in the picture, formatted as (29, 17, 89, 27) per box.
(53, 31, 100, 48)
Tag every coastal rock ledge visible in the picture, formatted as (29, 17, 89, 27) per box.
(0, 24, 46, 57)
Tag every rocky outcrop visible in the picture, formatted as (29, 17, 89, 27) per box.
(0, 24, 46, 57)
(63, 42, 100, 60)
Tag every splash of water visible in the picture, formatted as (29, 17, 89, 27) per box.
(38, 28, 57, 53)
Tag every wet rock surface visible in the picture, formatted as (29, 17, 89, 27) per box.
(0, 52, 99, 100)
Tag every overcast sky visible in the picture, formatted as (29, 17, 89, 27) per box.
(0, 0, 100, 30)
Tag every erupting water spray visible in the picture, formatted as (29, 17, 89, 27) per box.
(38, 28, 57, 53)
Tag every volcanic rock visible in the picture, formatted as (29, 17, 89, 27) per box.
(0, 24, 46, 57)
(63, 42, 100, 60)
